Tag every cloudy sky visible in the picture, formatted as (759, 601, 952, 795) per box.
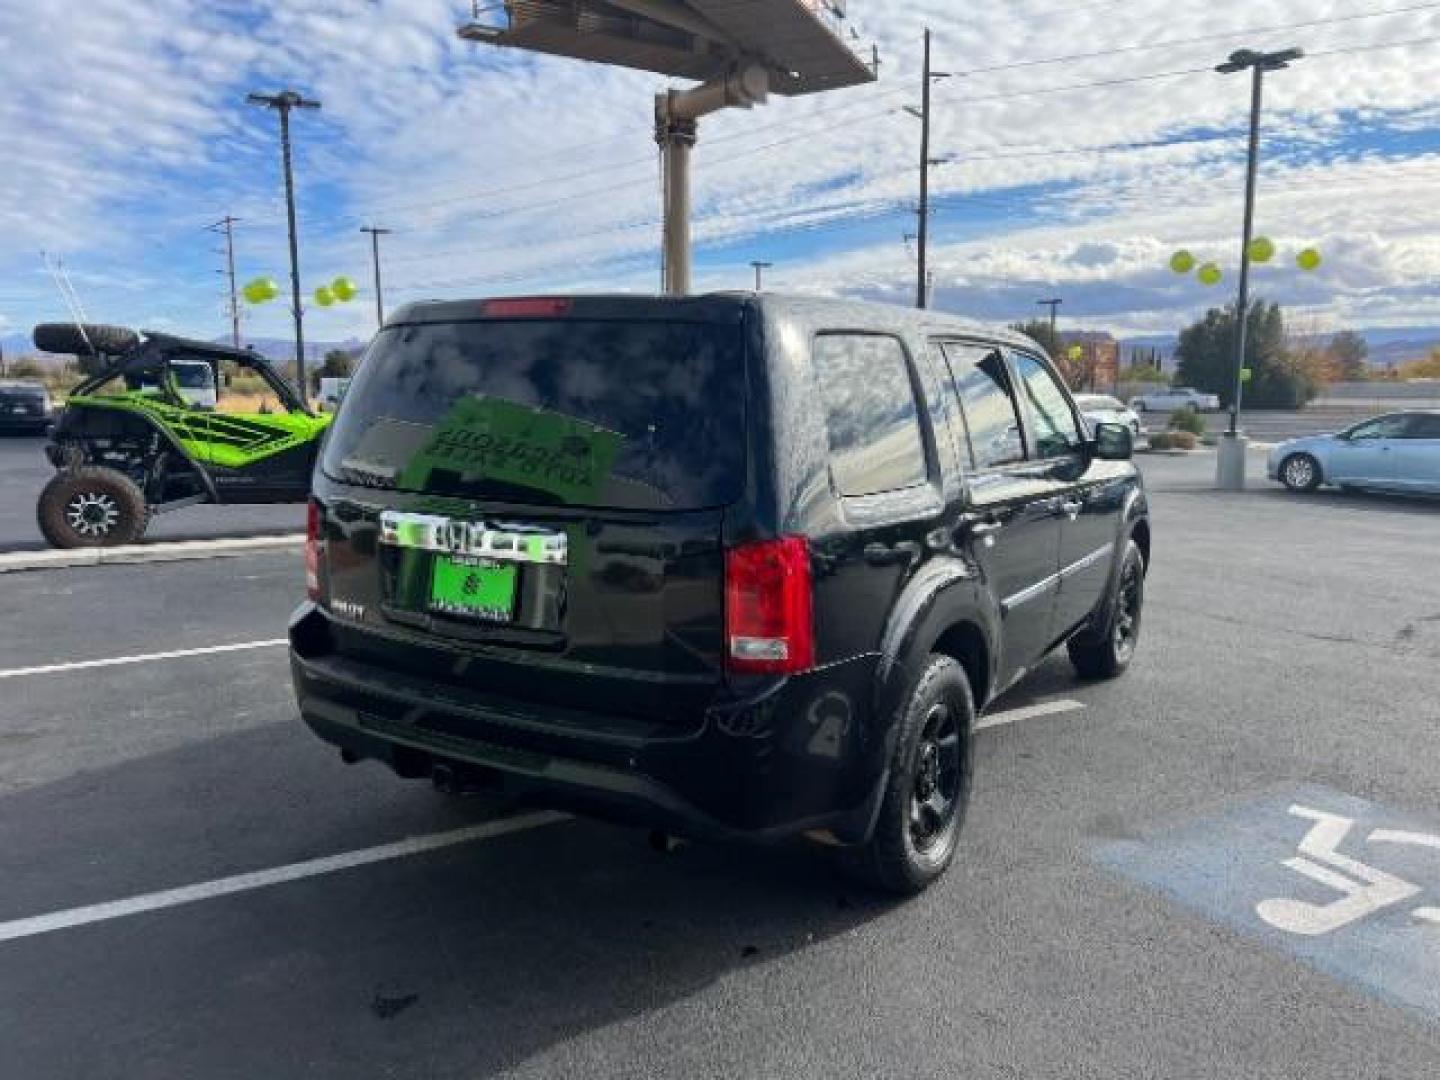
(1, 0, 1438, 349)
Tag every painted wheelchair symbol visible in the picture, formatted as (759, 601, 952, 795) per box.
(1256, 805, 1440, 937)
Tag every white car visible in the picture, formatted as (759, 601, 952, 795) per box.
(1128, 387, 1221, 413)
(1073, 394, 1146, 439)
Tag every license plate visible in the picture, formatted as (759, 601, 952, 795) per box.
(429, 556, 517, 623)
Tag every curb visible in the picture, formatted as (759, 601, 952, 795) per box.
(0, 534, 305, 574)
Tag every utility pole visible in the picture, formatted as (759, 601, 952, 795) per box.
(1214, 46, 1302, 490)
(360, 226, 392, 327)
(904, 30, 951, 310)
(750, 260, 773, 291)
(208, 216, 242, 348)
(1037, 298, 1063, 353)
(247, 90, 321, 405)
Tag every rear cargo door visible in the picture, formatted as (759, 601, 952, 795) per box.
(318, 310, 748, 722)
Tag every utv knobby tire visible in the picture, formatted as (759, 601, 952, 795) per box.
(32, 322, 139, 357)
(37, 467, 150, 548)
(840, 655, 975, 896)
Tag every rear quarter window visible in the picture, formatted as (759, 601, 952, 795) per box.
(812, 334, 929, 497)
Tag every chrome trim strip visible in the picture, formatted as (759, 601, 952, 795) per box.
(1002, 573, 1060, 614)
(1060, 542, 1114, 580)
(379, 511, 568, 566)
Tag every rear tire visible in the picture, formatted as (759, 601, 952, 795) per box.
(1068, 539, 1145, 680)
(840, 655, 975, 896)
(1280, 453, 1322, 492)
(37, 467, 150, 548)
(32, 323, 139, 357)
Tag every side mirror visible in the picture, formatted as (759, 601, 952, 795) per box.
(1091, 422, 1134, 462)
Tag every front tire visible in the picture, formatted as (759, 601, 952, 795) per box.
(841, 655, 975, 895)
(1068, 539, 1145, 680)
(1280, 453, 1322, 492)
(37, 467, 150, 548)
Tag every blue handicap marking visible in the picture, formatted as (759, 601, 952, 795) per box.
(1096, 786, 1440, 1022)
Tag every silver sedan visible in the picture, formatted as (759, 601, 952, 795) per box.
(1268, 410, 1440, 496)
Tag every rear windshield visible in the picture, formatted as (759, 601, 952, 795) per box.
(322, 319, 746, 511)
(171, 363, 215, 389)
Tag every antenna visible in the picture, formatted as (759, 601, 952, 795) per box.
(42, 251, 94, 356)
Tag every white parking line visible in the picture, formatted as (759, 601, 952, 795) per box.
(977, 699, 1087, 731)
(0, 811, 570, 946)
(0, 639, 289, 681)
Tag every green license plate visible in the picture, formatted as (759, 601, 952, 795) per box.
(429, 556, 518, 623)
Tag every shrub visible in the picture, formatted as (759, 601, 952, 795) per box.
(1169, 408, 1207, 436)
(1149, 431, 1198, 451)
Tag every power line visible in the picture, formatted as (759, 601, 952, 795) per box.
(952, 2, 1440, 78)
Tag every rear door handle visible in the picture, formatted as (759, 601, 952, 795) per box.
(1060, 499, 1084, 519)
(956, 513, 1003, 539)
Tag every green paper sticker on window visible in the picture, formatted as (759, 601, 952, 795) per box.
(397, 396, 624, 504)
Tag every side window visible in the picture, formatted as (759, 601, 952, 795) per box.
(1011, 352, 1084, 460)
(942, 343, 1025, 470)
(1350, 415, 1410, 441)
(813, 334, 929, 497)
(1399, 414, 1440, 439)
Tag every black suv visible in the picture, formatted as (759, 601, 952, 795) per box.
(290, 294, 1149, 893)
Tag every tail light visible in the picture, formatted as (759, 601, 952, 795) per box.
(724, 537, 814, 675)
(305, 499, 323, 601)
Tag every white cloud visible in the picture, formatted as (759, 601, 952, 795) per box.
(2, 0, 1439, 344)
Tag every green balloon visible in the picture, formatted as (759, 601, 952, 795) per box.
(1297, 248, 1323, 272)
(1197, 263, 1223, 287)
(1169, 250, 1196, 275)
(1248, 237, 1276, 264)
(243, 277, 279, 304)
(314, 285, 335, 308)
(331, 276, 358, 302)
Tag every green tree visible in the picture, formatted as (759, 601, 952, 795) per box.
(1175, 300, 1318, 409)
(319, 349, 355, 378)
(1326, 330, 1369, 382)
(7, 357, 46, 379)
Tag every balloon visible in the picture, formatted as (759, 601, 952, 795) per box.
(314, 285, 335, 308)
(1068, 345, 1084, 361)
(1297, 248, 1323, 272)
(1248, 237, 1276, 264)
(243, 277, 279, 304)
(331, 276, 358, 302)
(1197, 263, 1223, 286)
(1169, 250, 1196, 274)
(1241, 367, 1253, 384)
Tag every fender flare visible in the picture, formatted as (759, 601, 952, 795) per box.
(873, 556, 1000, 755)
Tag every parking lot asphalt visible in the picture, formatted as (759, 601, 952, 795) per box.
(1, 453, 1437, 1079)
(0, 436, 303, 550)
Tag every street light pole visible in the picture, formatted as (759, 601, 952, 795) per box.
(361, 227, 392, 328)
(750, 260, 773, 291)
(1037, 297, 1063, 353)
(247, 90, 321, 405)
(1214, 47, 1301, 488)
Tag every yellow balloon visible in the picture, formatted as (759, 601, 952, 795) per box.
(243, 277, 279, 304)
(1197, 263, 1223, 287)
(1169, 250, 1196, 274)
(1297, 248, 1323, 272)
(314, 286, 335, 308)
(1248, 237, 1276, 264)
(331, 276, 358, 302)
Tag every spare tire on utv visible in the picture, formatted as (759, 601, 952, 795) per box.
(33, 323, 140, 357)
(37, 467, 151, 548)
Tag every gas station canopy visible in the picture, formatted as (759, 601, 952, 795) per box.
(459, 0, 875, 95)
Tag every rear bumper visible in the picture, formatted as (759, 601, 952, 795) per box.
(289, 603, 888, 844)
(0, 417, 51, 433)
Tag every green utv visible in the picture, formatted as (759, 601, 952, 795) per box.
(34, 323, 332, 548)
